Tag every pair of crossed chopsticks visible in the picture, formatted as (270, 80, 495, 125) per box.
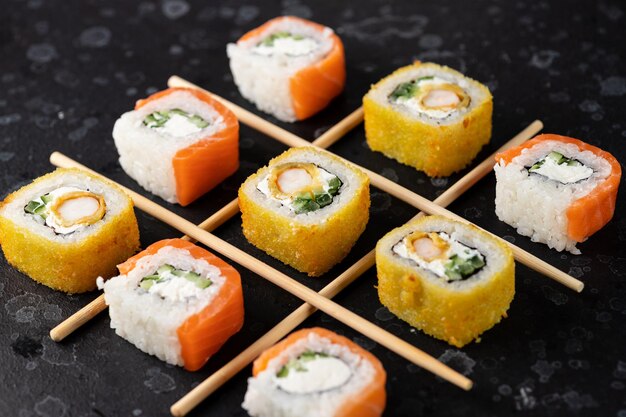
(48, 75, 582, 417)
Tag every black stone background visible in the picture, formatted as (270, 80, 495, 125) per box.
(1, 0, 625, 416)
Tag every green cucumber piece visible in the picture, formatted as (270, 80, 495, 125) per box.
(140, 280, 155, 290)
(531, 151, 586, 173)
(24, 196, 49, 219)
(293, 198, 320, 214)
(290, 176, 341, 214)
(142, 275, 161, 281)
(24, 201, 43, 214)
(169, 108, 187, 117)
(547, 151, 565, 163)
(389, 81, 419, 101)
(315, 192, 332, 207)
(276, 351, 330, 378)
(444, 254, 485, 281)
(260, 31, 293, 47)
(328, 176, 342, 195)
(188, 114, 210, 129)
(144, 108, 209, 130)
(416, 76, 434, 83)
(157, 264, 175, 274)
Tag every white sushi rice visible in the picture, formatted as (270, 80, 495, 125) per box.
(97, 246, 225, 367)
(227, 19, 335, 122)
(240, 148, 364, 225)
(112, 90, 226, 204)
(365, 62, 490, 126)
(0, 170, 128, 243)
(242, 331, 375, 417)
(378, 216, 509, 291)
(494, 140, 611, 254)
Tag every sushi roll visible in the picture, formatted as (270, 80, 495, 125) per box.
(242, 327, 386, 417)
(113, 87, 239, 206)
(0, 168, 140, 293)
(363, 61, 493, 176)
(376, 215, 515, 347)
(238, 147, 370, 277)
(227, 16, 346, 122)
(494, 134, 621, 254)
(98, 239, 244, 371)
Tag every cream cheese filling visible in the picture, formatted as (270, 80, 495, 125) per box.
(530, 154, 593, 183)
(254, 35, 319, 57)
(274, 355, 352, 394)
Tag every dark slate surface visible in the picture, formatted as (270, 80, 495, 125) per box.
(1, 0, 625, 416)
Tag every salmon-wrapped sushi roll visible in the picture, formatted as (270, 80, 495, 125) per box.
(363, 62, 492, 176)
(376, 216, 515, 347)
(98, 239, 244, 371)
(494, 134, 621, 254)
(0, 168, 140, 293)
(113, 87, 239, 206)
(242, 327, 386, 417)
(227, 16, 346, 122)
(239, 147, 370, 277)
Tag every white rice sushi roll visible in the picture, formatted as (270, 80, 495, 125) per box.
(98, 238, 244, 371)
(112, 87, 239, 206)
(227, 16, 346, 122)
(494, 134, 621, 254)
(242, 327, 386, 417)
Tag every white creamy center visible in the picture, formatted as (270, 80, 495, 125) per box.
(392, 232, 482, 279)
(275, 356, 352, 394)
(145, 269, 217, 303)
(154, 113, 203, 137)
(254, 36, 319, 56)
(530, 156, 594, 183)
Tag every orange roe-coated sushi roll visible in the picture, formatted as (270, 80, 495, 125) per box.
(113, 87, 239, 206)
(494, 134, 621, 254)
(99, 239, 244, 371)
(243, 328, 386, 417)
(363, 62, 493, 177)
(0, 168, 140, 293)
(227, 16, 346, 122)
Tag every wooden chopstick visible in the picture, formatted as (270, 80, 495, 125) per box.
(48, 153, 473, 390)
(49, 104, 365, 342)
(169, 76, 583, 292)
(168, 123, 538, 416)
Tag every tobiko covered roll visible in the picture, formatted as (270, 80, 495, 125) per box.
(494, 134, 621, 254)
(113, 87, 239, 206)
(376, 216, 515, 348)
(227, 16, 346, 122)
(98, 239, 244, 371)
(0, 168, 140, 293)
(242, 327, 386, 417)
(238, 147, 369, 277)
(363, 61, 493, 176)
